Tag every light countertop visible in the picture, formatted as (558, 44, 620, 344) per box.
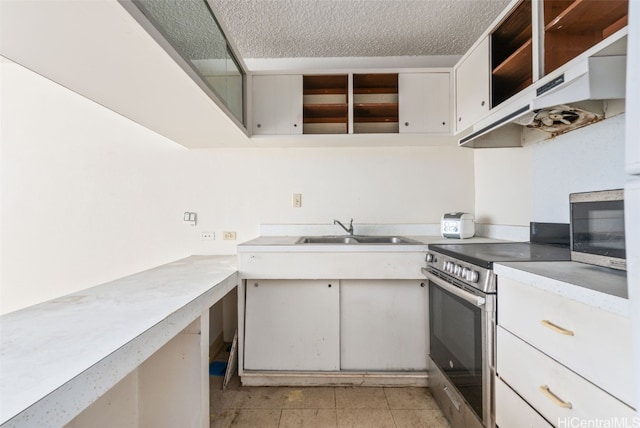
(495, 261, 628, 316)
(237, 235, 502, 252)
(0, 255, 237, 426)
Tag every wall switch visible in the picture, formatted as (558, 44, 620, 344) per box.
(184, 211, 197, 226)
(293, 193, 302, 208)
(201, 232, 214, 241)
(223, 231, 237, 240)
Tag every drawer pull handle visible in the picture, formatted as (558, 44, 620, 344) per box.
(539, 385, 572, 409)
(541, 320, 574, 336)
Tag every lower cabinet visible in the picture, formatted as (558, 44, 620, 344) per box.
(244, 279, 340, 371)
(497, 327, 636, 425)
(242, 279, 428, 372)
(495, 376, 552, 428)
(496, 274, 636, 426)
(340, 280, 428, 370)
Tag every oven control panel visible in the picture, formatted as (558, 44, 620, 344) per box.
(424, 251, 495, 293)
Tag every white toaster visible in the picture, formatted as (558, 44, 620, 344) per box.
(441, 212, 475, 239)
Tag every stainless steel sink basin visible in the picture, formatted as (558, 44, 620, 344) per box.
(295, 235, 422, 245)
(296, 236, 361, 244)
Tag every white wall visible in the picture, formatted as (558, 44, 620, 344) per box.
(474, 147, 533, 226)
(1, 58, 476, 313)
(531, 114, 626, 221)
(0, 59, 191, 314)
(474, 115, 626, 226)
(181, 145, 475, 255)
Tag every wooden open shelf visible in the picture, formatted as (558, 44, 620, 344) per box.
(544, 0, 628, 33)
(492, 38, 533, 106)
(353, 74, 398, 133)
(303, 104, 348, 124)
(303, 75, 348, 94)
(303, 75, 348, 134)
(492, 0, 532, 67)
(491, 0, 532, 108)
(544, 0, 628, 74)
(353, 74, 398, 94)
(353, 103, 399, 122)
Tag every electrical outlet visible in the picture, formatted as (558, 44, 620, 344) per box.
(293, 193, 302, 208)
(201, 232, 214, 241)
(223, 231, 237, 240)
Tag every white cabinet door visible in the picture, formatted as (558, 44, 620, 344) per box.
(252, 75, 302, 135)
(423, 73, 450, 133)
(244, 279, 339, 371)
(340, 280, 428, 370)
(455, 36, 490, 133)
(398, 73, 425, 133)
(399, 73, 450, 134)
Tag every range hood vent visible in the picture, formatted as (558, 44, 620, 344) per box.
(460, 55, 626, 148)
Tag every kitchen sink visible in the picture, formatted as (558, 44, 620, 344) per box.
(295, 235, 422, 245)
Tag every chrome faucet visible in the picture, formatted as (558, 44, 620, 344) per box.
(334, 218, 354, 235)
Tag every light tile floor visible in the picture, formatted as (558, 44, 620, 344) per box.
(210, 374, 451, 428)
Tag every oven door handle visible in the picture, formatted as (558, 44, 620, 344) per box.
(421, 267, 486, 307)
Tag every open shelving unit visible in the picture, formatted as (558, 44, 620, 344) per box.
(491, 0, 532, 107)
(543, 0, 628, 74)
(303, 75, 349, 134)
(353, 73, 399, 134)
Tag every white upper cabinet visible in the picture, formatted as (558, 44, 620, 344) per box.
(454, 36, 490, 133)
(252, 75, 303, 135)
(399, 73, 450, 134)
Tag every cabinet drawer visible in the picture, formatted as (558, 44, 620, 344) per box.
(498, 276, 634, 406)
(496, 377, 552, 428)
(497, 327, 636, 425)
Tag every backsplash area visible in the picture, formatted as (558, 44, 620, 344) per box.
(259, 223, 529, 241)
(531, 114, 626, 222)
(475, 113, 625, 226)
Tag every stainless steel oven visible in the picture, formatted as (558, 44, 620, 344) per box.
(422, 258, 495, 428)
(423, 238, 571, 428)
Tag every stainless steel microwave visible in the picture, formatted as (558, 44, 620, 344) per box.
(570, 189, 626, 271)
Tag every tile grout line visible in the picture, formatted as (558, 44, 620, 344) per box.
(384, 388, 400, 428)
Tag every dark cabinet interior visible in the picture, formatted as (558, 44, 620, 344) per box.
(489, 0, 627, 109)
(303, 75, 348, 134)
(491, 0, 532, 108)
(353, 73, 399, 134)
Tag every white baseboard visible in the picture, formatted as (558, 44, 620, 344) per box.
(240, 371, 429, 387)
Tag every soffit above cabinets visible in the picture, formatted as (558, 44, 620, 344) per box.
(0, 0, 251, 149)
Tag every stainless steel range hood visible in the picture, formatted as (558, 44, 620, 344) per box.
(459, 55, 627, 148)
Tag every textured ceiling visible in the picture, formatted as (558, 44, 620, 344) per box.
(210, 0, 511, 58)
